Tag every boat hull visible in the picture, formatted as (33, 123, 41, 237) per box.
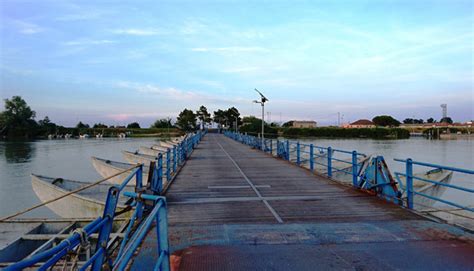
(91, 157, 149, 185)
(122, 151, 157, 164)
(31, 175, 129, 218)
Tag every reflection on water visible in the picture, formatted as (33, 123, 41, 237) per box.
(2, 141, 35, 163)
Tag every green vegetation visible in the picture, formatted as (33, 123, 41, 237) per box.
(439, 117, 453, 124)
(403, 118, 424, 124)
(196, 105, 212, 128)
(281, 127, 410, 139)
(127, 122, 140, 129)
(372, 115, 401, 127)
(151, 118, 173, 129)
(239, 116, 278, 138)
(0, 96, 38, 138)
(176, 109, 197, 132)
(213, 107, 242, 130)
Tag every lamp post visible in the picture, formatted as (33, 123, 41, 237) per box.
(229, 107, 239, 132)
(253, 89, 268, 150)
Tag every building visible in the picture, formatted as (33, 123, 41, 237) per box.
(344, 119, 375, 128)
(292, 120, 317, 128)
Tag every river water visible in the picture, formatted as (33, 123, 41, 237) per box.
(0, 137, 472, 218)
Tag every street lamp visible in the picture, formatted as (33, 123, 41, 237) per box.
(229, 108, 239, 132)
(253, 88, 269, 150)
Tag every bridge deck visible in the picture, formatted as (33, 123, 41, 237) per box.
(132, 134, 474, 270)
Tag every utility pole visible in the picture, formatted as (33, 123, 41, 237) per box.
(253, 89, 269, 150)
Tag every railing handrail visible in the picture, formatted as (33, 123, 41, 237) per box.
(394, 158, 474, 174)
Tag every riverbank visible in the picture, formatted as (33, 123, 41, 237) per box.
(280, 127, 410, 139)
(2, 127, 183, 140)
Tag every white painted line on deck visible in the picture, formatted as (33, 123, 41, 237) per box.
(208, 185, 271, 189)
(214, 136, 284, 223)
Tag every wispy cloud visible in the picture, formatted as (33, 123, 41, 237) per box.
(62, 39, 116, 46)
(112, 28, 165, 36)
(12, 20, 44, 34)
(116, 81, 247, 105)
(191, 46, 268, 53)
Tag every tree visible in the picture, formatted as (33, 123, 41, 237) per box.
(127, 122, 140, 129)
(426, 118, 435, 123)
(93, 123, 108, 128)
(196, 105, 211, 129)
(403, 118, 424, 124)
(38, 116, 57, 134)
(282, 121, 294, 127)
(239, 116, 277, 138)
(440, 117, 453, 124)
(224, 107, 242, 130)
(0, 96, 37, 136)
(213, 109, 227, 128)
(372, 115, 400, 127)
(76, 121, 90, 129)
(176, 109, 197, 131)
(151, 118, 172, 128)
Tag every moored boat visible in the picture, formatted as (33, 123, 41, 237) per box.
(91, 156, 149, 185)
(139, 146, 165, 156)
(396, 168, 453, 208)
(31, 174, 132, 218)
(122, 150, 157, 164)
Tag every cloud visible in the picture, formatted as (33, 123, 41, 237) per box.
(62, 39, 116, 46)
(116, 81, 248, 105)
(191, 46, 268, 53)
(12, 20, 44, 34)
(112, 28, 165, 36)
(56, 12, 102, 21)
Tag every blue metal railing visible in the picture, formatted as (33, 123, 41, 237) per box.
(7, 131, 206, 271)
(394, 159, 474, 211)
(225, 131, 365, 188)
(225, 131, 473, 215)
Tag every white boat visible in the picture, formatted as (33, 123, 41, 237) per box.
(31, 174, 132, 218)
(159, 141, 179, 148)
(122, 151, 157, 164)
(91, 156, 149, 185)
(151, 145, 171, 152)
(397, 168, 453, 208)
(139, 146, 165, 156)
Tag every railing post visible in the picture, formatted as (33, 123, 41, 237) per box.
(92, 187, 120, 271)
(296, 142, 301, 166)
(173, 146, 177, 173)
(406, 158, 414, 209)
(310, 144, 314, 171)
(286, 140, 290, 161)
(276, 139, 280, 157)
(166, 148, 171, 183)
(352, 151, 358, 187)
(156, 200, 170, 271)
(136, 166, 144, 218)
(327, 147, 332, 178)
(158, 154, 163, 193)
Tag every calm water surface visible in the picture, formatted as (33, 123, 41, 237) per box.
(0, 138, 162, 218)
(0, 137, 472, 218)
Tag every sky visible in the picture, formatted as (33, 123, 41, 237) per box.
(1, 0, 473, 127)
